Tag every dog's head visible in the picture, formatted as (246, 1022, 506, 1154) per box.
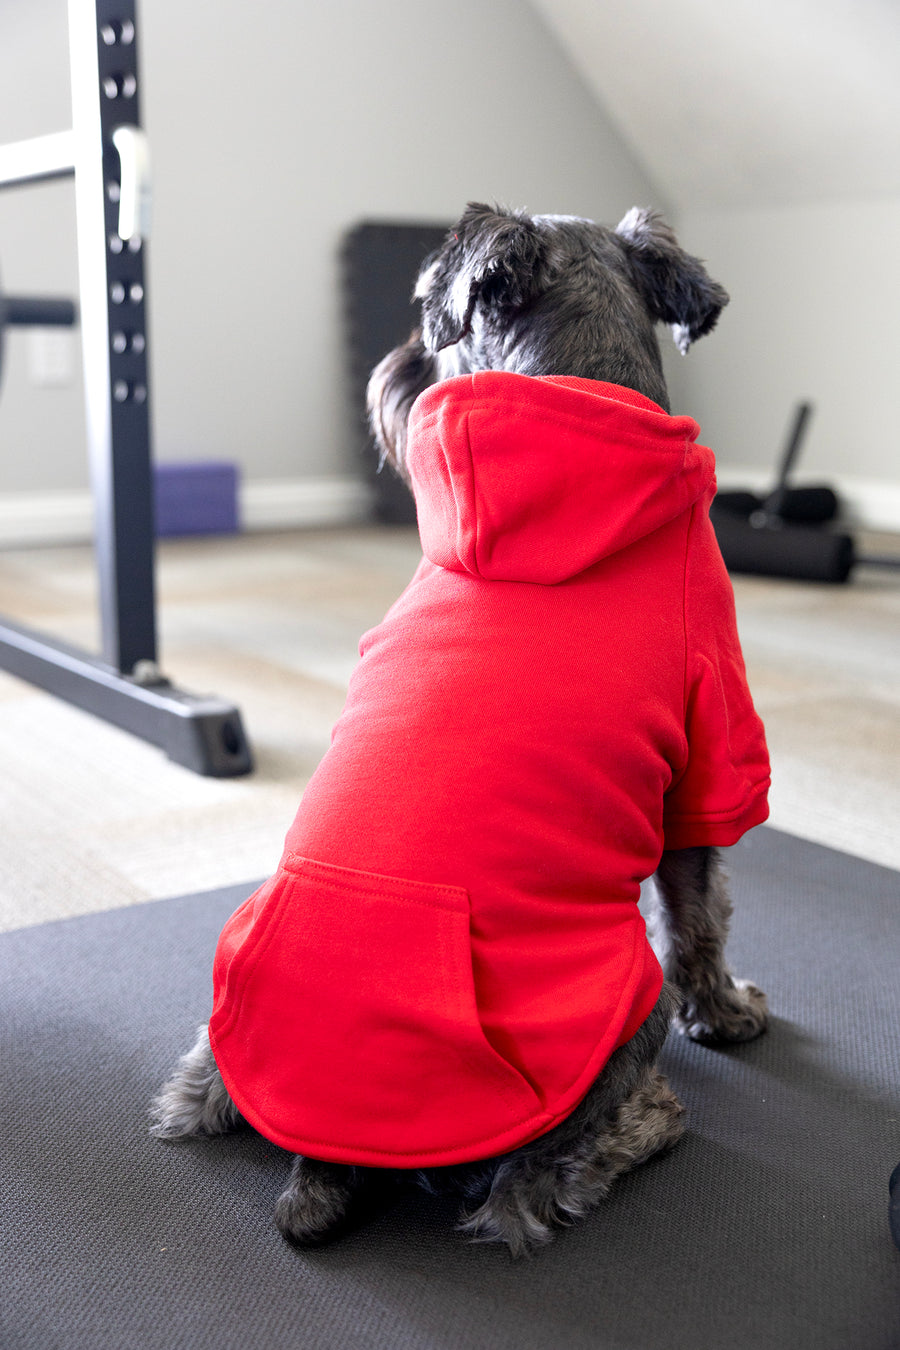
(367, 203, 728, 479)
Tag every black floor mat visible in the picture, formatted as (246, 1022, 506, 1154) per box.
(2, 826, 899, 1350)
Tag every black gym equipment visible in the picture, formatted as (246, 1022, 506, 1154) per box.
(0, 290, 79, 384)
(342, 220, 449, 524)
(0, 0, 251, 776)
(710, 401, 900, 584)
(711, 402, 859, 584)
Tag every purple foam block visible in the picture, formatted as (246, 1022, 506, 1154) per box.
(154, 461, 239, 538)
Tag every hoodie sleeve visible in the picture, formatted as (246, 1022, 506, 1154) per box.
(662, 503, 770, 850)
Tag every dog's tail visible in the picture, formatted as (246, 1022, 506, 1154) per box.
(367, 329, 437, 482)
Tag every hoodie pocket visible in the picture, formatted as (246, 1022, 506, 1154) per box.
(210, 854, 543, 1163)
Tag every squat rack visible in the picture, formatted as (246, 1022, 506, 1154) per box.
(0, 0, 252, 776)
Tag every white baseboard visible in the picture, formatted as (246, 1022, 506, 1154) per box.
(241, 476, 374, 531)
(0, 490, 95, 547)
(0, 469, 896, 548)
(0, 475, 375, 547)
(715, 467, 900, 534)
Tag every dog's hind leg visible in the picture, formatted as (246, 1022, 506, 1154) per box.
(275, 1156, 367, 1247)
(651, 845, 768, 1044)
(149, 1024, 241, 1139)
(457, 984, 684, 1256)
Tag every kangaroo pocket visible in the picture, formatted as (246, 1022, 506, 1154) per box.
(208, 855, 545, 1166)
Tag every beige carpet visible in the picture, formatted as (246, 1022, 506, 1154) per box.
(1, 525, 898, 932)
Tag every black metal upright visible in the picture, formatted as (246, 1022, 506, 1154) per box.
(0, 0, 253, 776)
(69, 0, 157, 674)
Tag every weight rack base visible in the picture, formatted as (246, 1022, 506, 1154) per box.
(0, 615, 253, 777)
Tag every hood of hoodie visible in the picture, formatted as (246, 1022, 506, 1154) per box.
(405, 371, 716, 584)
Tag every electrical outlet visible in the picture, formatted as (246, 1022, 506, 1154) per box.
(28, 329, 76, 386)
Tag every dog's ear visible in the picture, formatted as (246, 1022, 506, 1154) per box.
(615, 208, 729, 354)
(416, 203, 546, 352)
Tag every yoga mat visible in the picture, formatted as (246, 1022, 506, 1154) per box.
(2, 827, 898, 1350)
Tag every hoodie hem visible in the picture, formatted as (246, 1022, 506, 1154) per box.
(662, 781, 770, 851)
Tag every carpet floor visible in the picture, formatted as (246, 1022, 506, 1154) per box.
(2, 825, 899, 1350)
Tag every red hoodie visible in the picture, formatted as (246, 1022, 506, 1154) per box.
(208, 373, 770, 1168)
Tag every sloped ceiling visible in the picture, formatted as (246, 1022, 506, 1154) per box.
(528, 0, 900, 211)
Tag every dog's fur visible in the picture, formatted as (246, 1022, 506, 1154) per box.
(151, 204, 767, 1257)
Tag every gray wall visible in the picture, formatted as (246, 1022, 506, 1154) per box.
(0, 0, 83, 495)
(0, 0, 666, 503)
(673, 198, 900, 520)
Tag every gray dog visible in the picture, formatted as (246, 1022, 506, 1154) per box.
(152, 204, 770, 1256)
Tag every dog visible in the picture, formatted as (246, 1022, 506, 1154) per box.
(151, 203, 770, 1257)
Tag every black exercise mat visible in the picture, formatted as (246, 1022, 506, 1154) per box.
(2, 827, 899, 1350)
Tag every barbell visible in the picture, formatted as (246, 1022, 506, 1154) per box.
(0, 278, 78, 390)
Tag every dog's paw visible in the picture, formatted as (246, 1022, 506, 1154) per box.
(148, 1093, 196, 1140)
(606, 1072, 686, 1168)
(457, 1157, 599, 1258)
(457, 1188, 556, 1258)
(274, 1159, 358, 1248)
(149, 1028, 241, 1140)
(675, 978, 768, 1045)
(148, 1080, 240, 1140)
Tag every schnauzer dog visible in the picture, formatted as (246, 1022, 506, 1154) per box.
(152, 203, 770, 1257)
